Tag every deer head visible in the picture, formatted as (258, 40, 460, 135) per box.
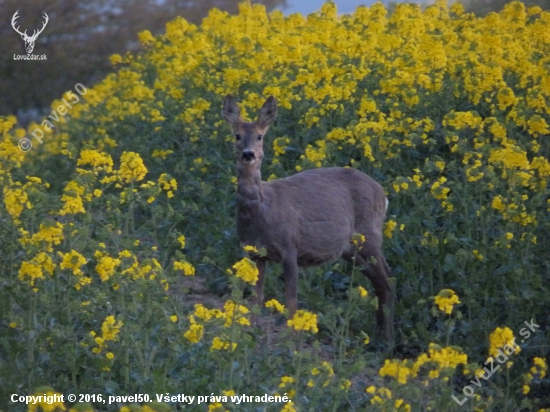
(222, 95, 277, 170)
(12, 11, 49, 54)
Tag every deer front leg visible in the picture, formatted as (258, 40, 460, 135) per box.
(281, 250, 299, 317)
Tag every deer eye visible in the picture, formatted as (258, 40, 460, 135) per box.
(235, 134, 241, 141)
(257, 135, 263, 141)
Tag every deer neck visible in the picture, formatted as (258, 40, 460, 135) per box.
(236, 163, 264, 215)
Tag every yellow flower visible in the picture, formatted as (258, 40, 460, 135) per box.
(434, 289, 460, 315)
(27, 387, 66, 412)
(118, 151, 148, 183)
(76, 149, 113, 174)
(210, 336, 236, 351)
(384, 220, 397, 238)
(430, 177, 450, 200)
(109, 54, 123, 64)
(413, 343, 468, 376)
(193, 304, 219, 322)
(243, 245, 258, 253)
(379, 359, 414, 384)
(174, 236, 185, 251)
(279, 376, 295, 387)
(96, 255, 121, 281)
(170, 315, 178, 323)
(18, 252, 55, 286)
(184, 323, 204, 344)
(265, 299, 285, 314)
(491, 195, 506, 212)
(533, 357, 547, 378)
(152, 149, 173, 159)
(231, 257, 259, 285)
(489, 326, 520, 357)
(59, 250, 87, 275)
(3, 187, 31, 222)
(357, 286, 368, 298)
(223, 300, 249, 327)
(207, 403, 226, 412)
(281, 403, 296, 412)
(29, 223, 64, 253)
(287, 310, 318, 333)
(138, 30, 155, 45)
(497, 87, 515, 110)
(158, 173, 177, 192)
(174, 260, 195, 276)
(472, 250, 484, 261)
(351, 233, 365, 246)
(101, 316, 123, 341)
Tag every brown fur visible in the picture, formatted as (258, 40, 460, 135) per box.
(222, 94, 393, 341)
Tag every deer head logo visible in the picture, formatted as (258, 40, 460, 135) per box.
(11, 10, 49, 54)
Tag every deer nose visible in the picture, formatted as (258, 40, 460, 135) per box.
(242, 150, 255, 161)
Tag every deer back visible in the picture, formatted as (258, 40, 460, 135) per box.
(238, 167, 387, 265)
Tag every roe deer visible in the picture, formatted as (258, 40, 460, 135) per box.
(222, 94, 393, 341)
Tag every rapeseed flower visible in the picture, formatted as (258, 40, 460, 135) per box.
(231, 257, 259, 285)
(3, 187, 31, 222)
(118, 151, 148, 183)
(488, 326, 520, 357)
(265, 299, 285, 313)
(174, 260, 195, 276)
(434, 289, 461, 315)
(210, 336, 236, 351)
(379, 359, 414, 384)
(76, 149, 113, 174)
(413, 343, 468, 377)
(184, 323, 204, 344)
(96, 255, 121, 281)
(59, 250, 87, 275)
(384, 220, 397, 238)
(28, 387, 66, 412)
(223, 300, 249, 327)
(357, 286, 368, 298)
(30, 223, 64, 252)
(287, 310, 318, 333)
(177, 235, 186, 249)
(18, 252, 55, 286)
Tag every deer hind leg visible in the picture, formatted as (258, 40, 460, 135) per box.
(351, 237, 393, 341)
(281, 249, 299, 317)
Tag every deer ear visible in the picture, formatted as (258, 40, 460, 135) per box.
(257, 96, 277, 129)
(222, 95, 241, 125)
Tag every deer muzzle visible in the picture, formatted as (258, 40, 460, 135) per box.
(242, 150, 255, 162)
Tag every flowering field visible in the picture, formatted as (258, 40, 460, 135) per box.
(1, 1, 550, 411)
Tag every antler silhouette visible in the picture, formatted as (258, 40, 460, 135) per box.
(11, 10, 49, 53)
(11, 11, 26, 37)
